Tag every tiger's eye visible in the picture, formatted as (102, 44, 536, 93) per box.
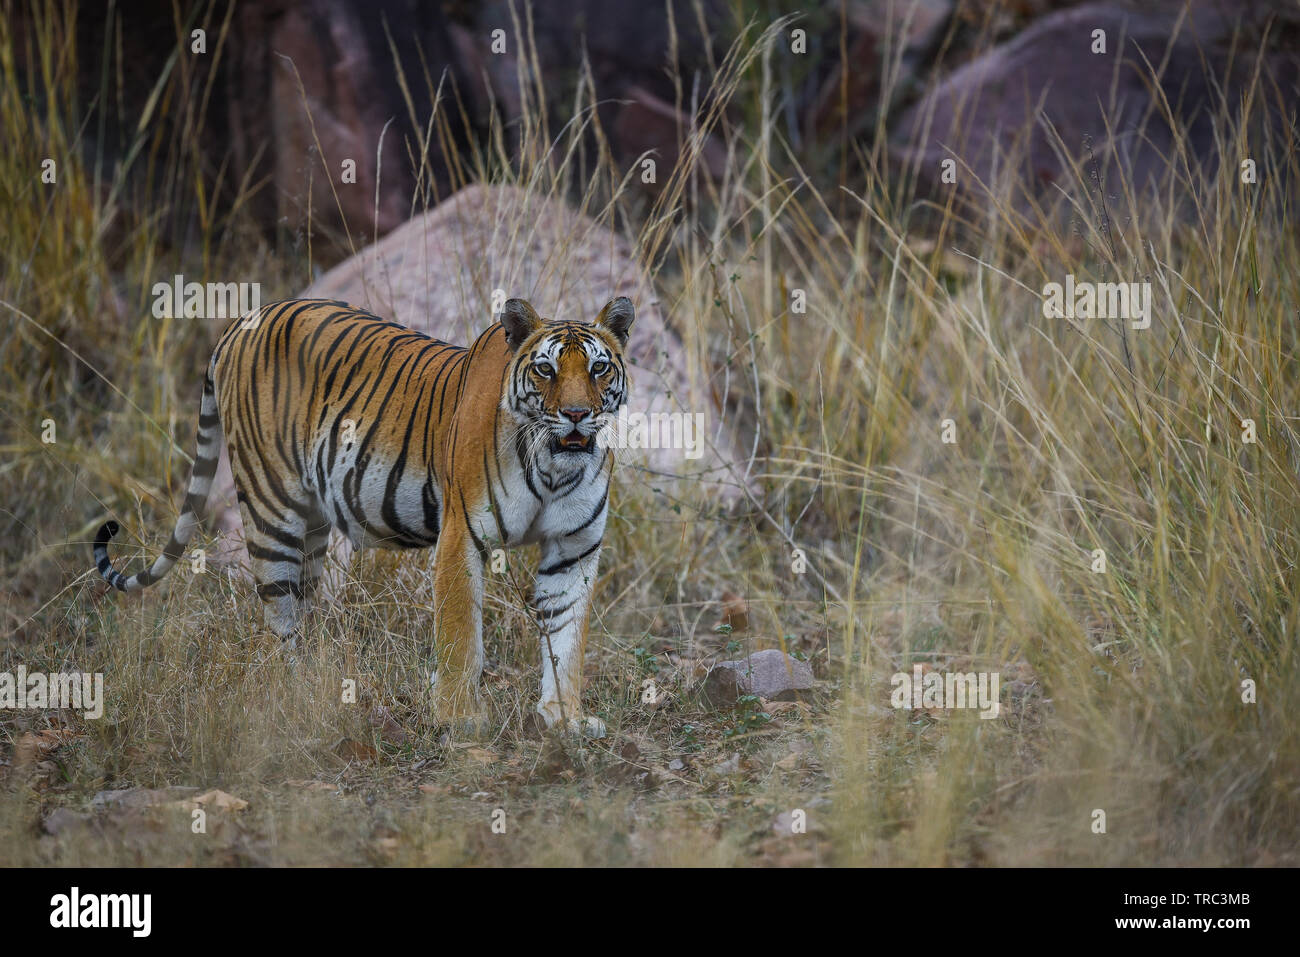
(590, 360, 609, 376)
(535, 362, 554, 378)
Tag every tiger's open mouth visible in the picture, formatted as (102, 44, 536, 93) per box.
(552, 430, 595, 453)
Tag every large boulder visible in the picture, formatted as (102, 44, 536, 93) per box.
(47, 1, 731, 250)
(892, 1, 1299, 209)
(471, 0, 731, 187)
(227, 0, 466, 253)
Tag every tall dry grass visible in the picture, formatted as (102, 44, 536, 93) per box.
(1, 0, 1297, 865)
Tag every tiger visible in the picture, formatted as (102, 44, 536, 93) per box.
(92, 296, 635, 736)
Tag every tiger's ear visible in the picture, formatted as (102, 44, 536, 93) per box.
(501, 298, 542, 352)
(595, 296, 634, 345)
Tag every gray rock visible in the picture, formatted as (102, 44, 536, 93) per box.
(893, 1, 1296, 210)
(90, 786, 198, 810)
(227, 0, 463, 251)
(701, 649, 815, 708)
(772, 795, 831, 834)
(710, 752, 742, 776)
(42, 808, 92, 836)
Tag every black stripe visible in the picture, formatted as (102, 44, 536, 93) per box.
(247, 543, 304, 565)
(483, 447, 509, 544)
(515, 430, 543, 501)
(458, 489, 488, 563)
(538, 541, 600, 577)
(565, 485, 608, 537)
(535, 598, 577, 620)
(191, 452, 219, 475)
(257, 580, 304, 600)
(161, 535, 187, 562)
(537, 615, 572, 636)
(238, 494, 308, 551)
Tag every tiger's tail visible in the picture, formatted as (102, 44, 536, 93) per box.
(94, 361, 222, 591)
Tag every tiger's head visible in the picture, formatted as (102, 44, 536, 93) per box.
(501, 296, 634, 455)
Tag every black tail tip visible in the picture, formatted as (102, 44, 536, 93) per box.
(94, 520, 120, 547)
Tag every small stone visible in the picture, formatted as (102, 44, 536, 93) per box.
(701, 649, 815, 708)
(711, 753, 742, 776)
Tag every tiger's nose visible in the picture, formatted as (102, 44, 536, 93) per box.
(561, 407, 590, 424)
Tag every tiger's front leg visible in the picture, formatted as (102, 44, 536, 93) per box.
(532, 527, 606, 738)
(429, 514, 488, 734)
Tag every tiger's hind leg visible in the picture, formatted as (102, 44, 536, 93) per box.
(300, 506, 333, 602)
(234, 486, 318, 641)
(240, 500, 306, 638)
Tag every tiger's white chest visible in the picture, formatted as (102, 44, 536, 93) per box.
(470, 443, 610, 551)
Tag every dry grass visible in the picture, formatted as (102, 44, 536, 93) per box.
(2, 1, 1298, 866)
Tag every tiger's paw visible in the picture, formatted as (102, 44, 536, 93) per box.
(438, 713, 491, 739)
(537, 701, 606, 739)
(430, 672, 487, 737)
(569, 715, 607, 738)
